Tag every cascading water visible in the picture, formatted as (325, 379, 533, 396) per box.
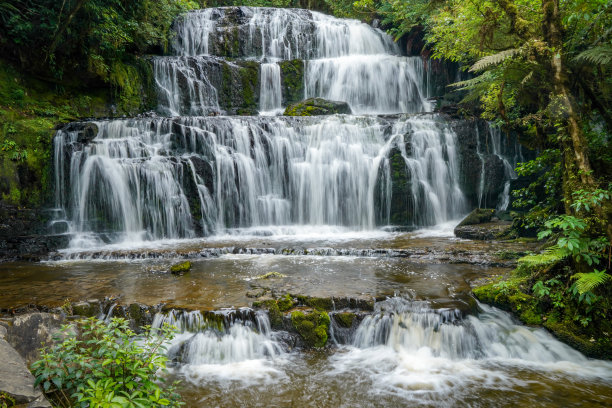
(153, 309, 286, 383)
(153, 6, 431, 115)
(54, 114, 468, 246)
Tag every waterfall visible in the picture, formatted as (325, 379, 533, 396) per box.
(489, 126, 518, 211)
(54, 115, 468, 246)
(155, 6, 431, 116)
(154, 309, 286, 384)
(52, 6, 518, 247)
(259, 63, 282, 113)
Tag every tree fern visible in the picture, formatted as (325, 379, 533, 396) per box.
(571, 270, 611, 294)
(469, 48, 520, 72)
(575, 45, 612, 66)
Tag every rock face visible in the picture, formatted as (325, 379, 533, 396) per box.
(0, 204, 69, 261)
(0, 339, 51, 407)
(283, 98, 352, 116)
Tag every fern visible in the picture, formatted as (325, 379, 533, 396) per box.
(571, 270, 611, 294)
(469, 48, 520, 72)
(575, 45, 612, 66)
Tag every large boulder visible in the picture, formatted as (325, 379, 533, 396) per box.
(0, 339, 51, 407)
(454, 208, 512, 240)
(283, 98, 352, 116)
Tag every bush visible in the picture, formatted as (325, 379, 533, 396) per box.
(31, 317, 181, 408)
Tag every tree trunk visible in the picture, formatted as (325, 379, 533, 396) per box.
(542, 0, 612, 243)
(542, 0, 595, 189)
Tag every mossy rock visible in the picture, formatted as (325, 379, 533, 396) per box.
(544, 320, 612, 360)
(291, 310, 330, 348)
(254, 271, 287, 280)
(279, 59, 304, 105)
(456, 208, 495, 227)
(296, 295, 333, 310)
(170, 261, 192, 275)
(283, 98, 351, 116)
(333, 312, 356, 328)
(277, 294, 296, 312)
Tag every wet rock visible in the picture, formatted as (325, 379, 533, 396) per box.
(254, 271, 287, 280)
(279, 59, 305, 105)
(454, 221, 512, 240)
(72, 300, 100, 317)
(0, 339, 51, 407)
(456, 208, 495, 227)
(333, 312, 356, 328)
(170, 261, 192, 275)
(284, 98, 352, 116)
(5, 312, 64, 364)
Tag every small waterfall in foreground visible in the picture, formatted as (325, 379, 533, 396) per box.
(153, 308, 286, 384)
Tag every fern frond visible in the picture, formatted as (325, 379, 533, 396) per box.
(521, 71, 533, 85)
(449, 76, 487, 89)
(571, 270, 611, 294)
(470, 48, 520, 72)
(575, 45, 612, 66)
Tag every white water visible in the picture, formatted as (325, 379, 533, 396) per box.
(154, 309, 287, 385)
(329, 298, 612, 404)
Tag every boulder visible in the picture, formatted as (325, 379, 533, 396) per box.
(0, 339, 51, 407)
(5, 313, 64, 364)
(456, 208, 496, 227)
(454, 209, 512, 240)
(283, 98, 352, 116)
(170, 260, 192, 275)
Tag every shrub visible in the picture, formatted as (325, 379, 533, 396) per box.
(31, 317, 181, 408)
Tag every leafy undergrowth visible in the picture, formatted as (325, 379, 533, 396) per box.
(31, 317, 182, 408)
(474, 249, 612, 359)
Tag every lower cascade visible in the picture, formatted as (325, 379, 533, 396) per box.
(149, 298, 612, 406)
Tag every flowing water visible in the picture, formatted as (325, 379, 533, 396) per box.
(6, 6, 611, 407)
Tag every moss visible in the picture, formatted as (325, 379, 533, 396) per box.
(279, 59, 304, 105)
(296, 295, 333, 310)
(277, 294, 296, 312)
(334, 312, 356, 328)
(170, 261, 192, 274)
(291, 310, 330, 348)
(284, 98, 351, 116)
(254, 271, 287, 280)
(544, 320, 611, 359)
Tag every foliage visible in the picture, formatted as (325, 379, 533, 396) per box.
(31, 317, 181, 408)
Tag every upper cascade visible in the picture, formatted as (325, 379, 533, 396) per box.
(154, 6, 433, 115)
(172, 7, 398, 60)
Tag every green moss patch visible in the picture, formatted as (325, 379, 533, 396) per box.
(284, 98, 351, 116)
(333, 312, 356, 328)
(291, 310, 330, 348)
(170, 261, 192, 275)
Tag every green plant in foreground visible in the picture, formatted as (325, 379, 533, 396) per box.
(31, 317, 181, 408)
